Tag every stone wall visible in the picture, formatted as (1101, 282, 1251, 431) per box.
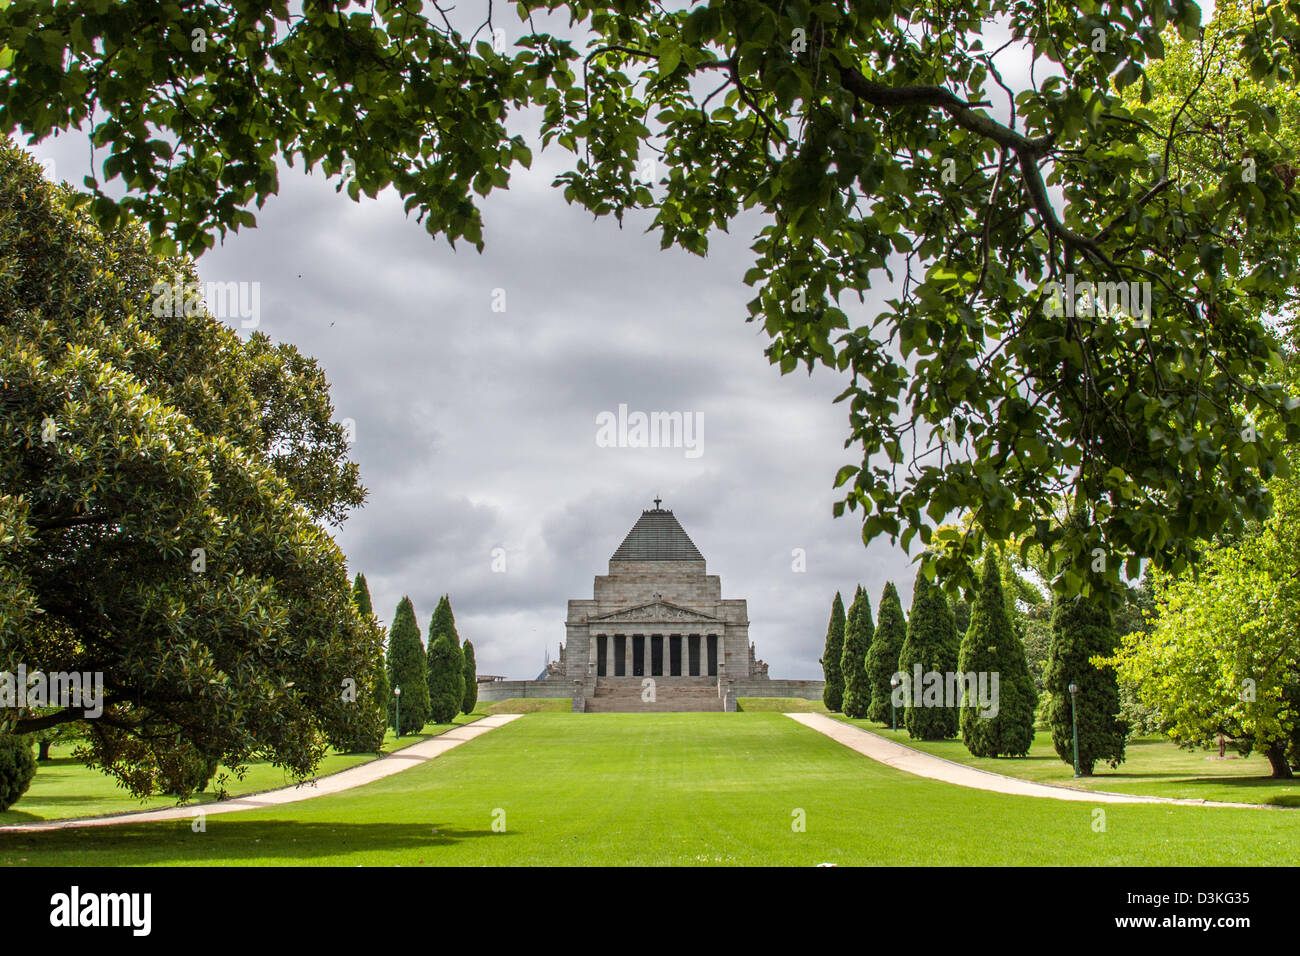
(724, 679, 825, 700)
(475, 679, 573, 703)
(476, 677, 824, 704)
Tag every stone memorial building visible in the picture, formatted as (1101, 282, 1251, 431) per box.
(476, 500, 824, 711)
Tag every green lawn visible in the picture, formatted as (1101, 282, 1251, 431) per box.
(2, 713, 1295, 866)
(834, 717, 1300, 807)
(1, 715, 480, 825)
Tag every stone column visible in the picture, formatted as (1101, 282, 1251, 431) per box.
(590, 634, 598, 676)
(624, 633, 633, 677)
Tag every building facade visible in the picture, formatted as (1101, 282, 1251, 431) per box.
(476, 501, 823, 711)
(555, 501, 765, 686)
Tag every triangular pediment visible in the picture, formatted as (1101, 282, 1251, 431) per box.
(587, 600, 721, 625)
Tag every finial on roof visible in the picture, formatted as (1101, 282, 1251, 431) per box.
(653, 496, 662, 510)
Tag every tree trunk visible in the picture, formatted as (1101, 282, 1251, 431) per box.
(37, 739, 51, 761)
(1266, 741, 1294, 779)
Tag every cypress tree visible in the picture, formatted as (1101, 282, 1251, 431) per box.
(386, 597, 430, 734)
(462, 639, 479, 714)
(427, 595, 465, 716)
(958, 554, 1038, 757)
(428, 634, 465, 724)
(840, 586, 875, 718)
(350, 572, 388, 747)
(351, 572, 374, 619)
(821, 592, 846, 711)
(429, 594, 460, 645)
(1046, 594, 1127, 774)
(898, 571, 959, 739)
(866, 581, 907, 724)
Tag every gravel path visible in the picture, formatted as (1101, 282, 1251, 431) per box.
(786, 713, 1285, 809)
(0, 713, 523, 832)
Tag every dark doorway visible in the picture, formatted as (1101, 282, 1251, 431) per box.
(707, 634, 718, 677)
(688, 634, 700, 676)
(670, 635, 682, 676)
(614, 634, 626, 676)
(651, 635, 664, 676)
(633, 634, 645, 676)
(597, 635, 608, 677)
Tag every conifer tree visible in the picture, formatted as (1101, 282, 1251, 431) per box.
(427, 596, 465, 716)
(351, 572, 374, 619)
(462, 640, 479, 714)
(1046, 594, 1127, 774)
(354, 573, 389, 733)
(898, 571, 959, 739)
(840, 587, 875, 718)
(958, 555, 1038, 757)
(428, 634, 465, 724)
(430, 594, 460, 645)
(386, 597, 430, 734)
(329, 571, 387, 752)
(866, 582, 907, 725)
(821, 592, 846, 712)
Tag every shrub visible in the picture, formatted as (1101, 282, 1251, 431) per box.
(0, 736, 37, 811)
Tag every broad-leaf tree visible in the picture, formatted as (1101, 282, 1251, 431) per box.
(1108, 458, 1300, 777)
(0, 142, 380, 798)
(5, 1, 1300, 593)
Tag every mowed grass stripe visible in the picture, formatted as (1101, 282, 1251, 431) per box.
(2, 713, 1295, 867)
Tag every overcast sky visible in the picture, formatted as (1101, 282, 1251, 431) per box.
(23, 4, 1189, 680)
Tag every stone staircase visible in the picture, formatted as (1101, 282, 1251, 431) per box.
(583, 676, 724, 712)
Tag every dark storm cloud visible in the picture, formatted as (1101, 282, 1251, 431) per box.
(23, 101, 928, 683)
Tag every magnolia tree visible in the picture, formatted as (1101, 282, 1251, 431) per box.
(4, 0, 1300, 596)
(0, 143, 382, 797)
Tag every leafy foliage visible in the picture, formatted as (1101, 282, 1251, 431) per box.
(899, 571, 959, 739)
(1108, 462, 1300, 776)
(1046, 596, 1127, 774)
(0, 735, 36, 811)
(840, 586, 874, 718)
(4, 2, 1300, 593)
(0, 142, 380, 797)
(820, 591, 846, 711)
(386, 597, 430, 734)
(958, 555, 1037, 757)
(865, 581, 907, 724)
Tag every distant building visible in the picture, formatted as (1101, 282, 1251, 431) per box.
(477, 501, 823, 711)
